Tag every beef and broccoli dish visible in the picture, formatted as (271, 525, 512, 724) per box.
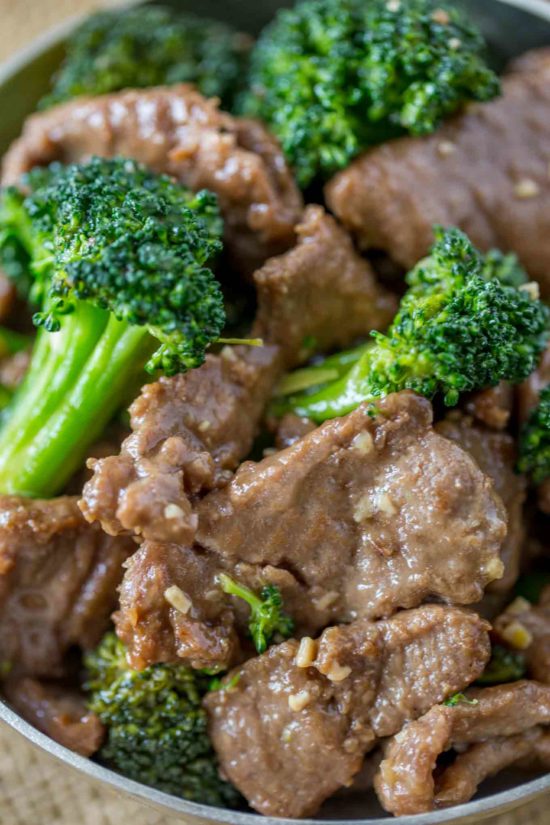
(1, 0, 550, 818)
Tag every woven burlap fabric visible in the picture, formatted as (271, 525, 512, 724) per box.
(0, 0, 549, 823)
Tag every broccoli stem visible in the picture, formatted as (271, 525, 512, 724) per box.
(0, 303, 152, 496)
(275, 343, 370, 397)
(274, 344, 390, 421)
(218, 573, 264, 614)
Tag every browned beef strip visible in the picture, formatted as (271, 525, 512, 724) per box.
(81, 206, 395, 543)
(114, 542, 239, 671)
(275, 414, 316, 450)
(433, 729, 550, 809)
(326, 51, 550, 296)
(1, 85, 302, 275)
(493, 593, 550, 684)
(436, 412, 526, 592)
(3, 677, 104, 756)
(197, 393, 507, 629)
(113, 392, 505, 671)
(81, 344, 281, 543)
(252, 205, 397, 365)
(205, 605, 490, 817)
(463, 383, 514, 431)
(0, 496, 134, 677)
(374, 680, 550, 816)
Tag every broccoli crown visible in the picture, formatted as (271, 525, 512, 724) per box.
(274, 227, 549, 422)
(40, 6, 252, 111)
(218, 574, 295, 654)
(242, 0, 499, 186)
(518, 385, 550, 485)
(0, 157, 225, 497)
(2, 156, 224, 373)
(85, 633, 240, 806)
(475, 644, 526, 685)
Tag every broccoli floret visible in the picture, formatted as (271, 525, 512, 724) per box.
(443, 692, 478, 707)
(242, 0, 499, 187)
(0, 156, 224, 496)
(218, 574, 294, 654)
(518, 385, 550, 485)
(274, 227, 549, 422)
(40, 6, 252, 111)
(475, 644, 526, 685)
(84, 633, 240, 805)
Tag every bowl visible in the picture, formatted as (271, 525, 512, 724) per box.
(1, 1, 550, 822)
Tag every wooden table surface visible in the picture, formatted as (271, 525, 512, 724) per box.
(0, 0, 548, 822)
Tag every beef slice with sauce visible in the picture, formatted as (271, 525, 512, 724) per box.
(114, 392, 507, 671)
(205, 605, 490, 817)
(1, 85, 303, 275)
(0, 496, 134, 677)
(196, 392, 507, 628)
(80, 206, 396, 544)
(493, 590, 550, 684)
(326, 49, 550, 297)
(436, 412, 526, 592)
(375, 680, 550, 816)
(3, 676, 104, 756)
(114, 541, 240, 671)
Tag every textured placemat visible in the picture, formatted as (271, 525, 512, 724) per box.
(0, 0, 549, 823)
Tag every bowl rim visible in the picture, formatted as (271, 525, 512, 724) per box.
(1, 0, 550, 822)
(2, 699, 550, 825)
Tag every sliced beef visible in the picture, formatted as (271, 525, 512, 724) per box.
(463, 383, 514, 431)
(1, 85, 303, 274)
(81, 207, 395, 543)
(197, 393, 507, 630)
(0, 496, 134, 677)
(81, 344, 281, 543)
(114, 541, 239, 671)
(205, 605, 490, 817)
(374, 680, 550, 815)
(275, 414, 316, 450)
(493, 593, 550, 684)
(436, 412, 526, 592)
(433, 729, 550, 808)
(3, 677, 104, 756)
(326, 51, 550, 296)
(252, 205, 396, 366)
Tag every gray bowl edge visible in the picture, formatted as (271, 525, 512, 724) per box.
(1, 0, 550, 821)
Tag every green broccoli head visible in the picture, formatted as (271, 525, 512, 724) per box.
(242, 0, 499, 186)
(218, 574, 295, 654)
(0, 157, 224, 497)
(7, 157, 224, 372)
(85, 633, 240, 805)
(40, 6, 252, 111)
(274, 227, 549, 422)
(518, 384, 550, 485)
